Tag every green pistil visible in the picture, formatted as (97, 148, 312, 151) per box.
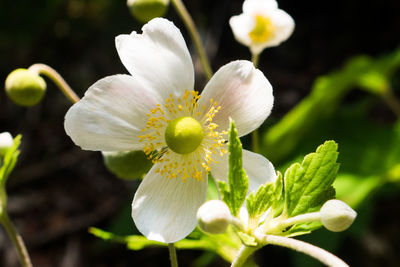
(165, 117, 204, 154)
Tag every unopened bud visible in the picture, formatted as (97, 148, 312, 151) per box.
(320, 199, 357, 232)
(0, 132, 13, 156)
(103, 150, 152, 180)
(5, 69, 46, 107)
(127, 0, 169, 23)
(197, 200, 232, 234)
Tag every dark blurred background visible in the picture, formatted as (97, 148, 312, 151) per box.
(0, 0, 399, 266)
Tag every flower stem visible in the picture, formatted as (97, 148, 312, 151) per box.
(231, 245, 258, 267)
(256, 234, 349, 267)
(382, 87, 400, 119)
(28, 63, 80, 104)
(251, 52, 260, 153)
(168, 243, 179, 267)
(251, 53, 260, 68)
(171, 0, 213, 80)
(0, 212, 33, 267)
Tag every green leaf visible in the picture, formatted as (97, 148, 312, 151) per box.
(283, 221, 322, 237)
(219, 120, 249, 216)
(237, 232, 257, 247)
(283, 141, 339, 217)
(0, 135, 21, 186)
(246, 172, 283, 222)
(89, 227, 243, 264)
(246, 182, 274, 220)
(271, 172, 284, 216)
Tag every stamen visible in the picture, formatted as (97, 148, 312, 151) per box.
(139, 90, 227, 181)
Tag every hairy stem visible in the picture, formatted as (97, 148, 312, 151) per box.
(1, 212, 32, 267)
(168, 243, 179, 267)
(171, 0, 213, 80)
(29, 63, 80, 104)
(231, 245, 258, 267)
(257, 234, 349, 267)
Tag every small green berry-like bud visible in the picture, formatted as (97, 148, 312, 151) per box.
(320, 199, 357, 232)
(0, 132, 13, 156)
(5, 68, 46, 107)
(103, 151, 152, 180)
(197, 200, 232, 234)
(127, 0, 169, 23)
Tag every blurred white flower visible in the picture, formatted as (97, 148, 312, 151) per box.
(64, 18, 275, 243)
(230, 0, 295, 55)
(0, 132, 13, 156)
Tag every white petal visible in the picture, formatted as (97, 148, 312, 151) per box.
(64, 75, 161, 151)
(211, 148, 276, 194)
(229, 14, 254, 48)
(198, 60, 273, 137)
(269, 9, 295, 46)
(243, 0, 278, 14)
(242, 149, 277, 193)
(132, 164, 208, 243)
(115, 18, 194, 99)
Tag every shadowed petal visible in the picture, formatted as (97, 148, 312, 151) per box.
(132, 164, 208, 243)
(211, 148, 276, 193)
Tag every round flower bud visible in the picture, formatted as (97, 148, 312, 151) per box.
(320, 199, 357, 232)
(197, 200, 232, 234)
(127, 0, 169, 23)
(5, 69, 46, 107)
(103, 150, 152, 180)
(0, 132, 13, 156)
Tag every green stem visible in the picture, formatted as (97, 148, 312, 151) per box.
(0, 212, 32, 267)
(382, 88, 400, 119)
(171, 0, 213, 80)
(168, 243, 179, 267)
(231, 245, 258, 267)
(251, 53, 260, 68)
(256, 234, 349, 267)
(251, 52, 260, 153)
(28, 63, 80, 104)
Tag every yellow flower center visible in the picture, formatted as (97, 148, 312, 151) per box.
(139, 90, 227, 181)
(249, 15, 274, 43)
(165, 117, 204, 154)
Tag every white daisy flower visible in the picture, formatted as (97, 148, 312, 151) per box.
(230, 0, 295, 55)
(64, 18, 275, 243)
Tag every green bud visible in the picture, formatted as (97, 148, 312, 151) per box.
(5, 68, 46, 107)
(0, 132, 13, 157)
(103, 151, 152, 180)
(127, 0, 169, 23)
(320, 199, 357, 232)
(197, 200, 232, 234)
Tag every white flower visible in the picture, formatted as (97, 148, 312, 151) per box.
(0, 132, 13, 156)
(64, 18, 275, 243)
(230, 0, 295, 55)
